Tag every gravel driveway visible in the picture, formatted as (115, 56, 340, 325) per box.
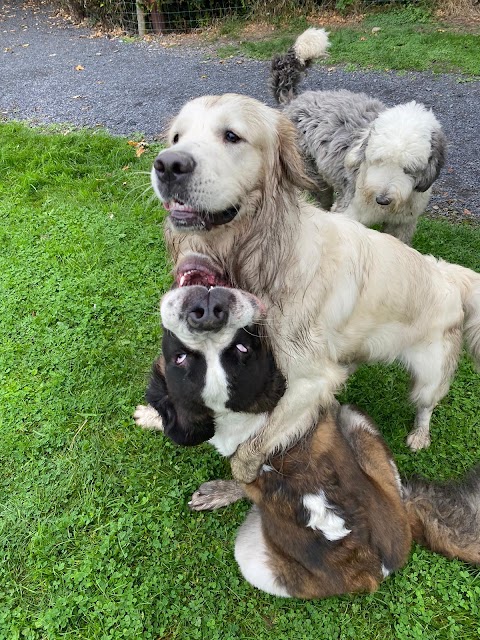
(1, 0, 479, 220)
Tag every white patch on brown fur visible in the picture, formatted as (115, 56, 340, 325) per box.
(303, 492, 351, 541)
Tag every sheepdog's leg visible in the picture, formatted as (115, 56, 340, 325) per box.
(382, 218, 418, 245)
(234, 506, 291, 597)
(402, 330, 462, 450)
(189, 480, 246, 511)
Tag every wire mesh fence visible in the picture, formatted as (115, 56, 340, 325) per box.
(125, 1, 249, 35)
(61, 1, 421, 35)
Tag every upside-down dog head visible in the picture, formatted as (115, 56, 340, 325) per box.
(345, 101, 446, 210)
(146, 254, 286, 448)
(150, 93, 315, 234)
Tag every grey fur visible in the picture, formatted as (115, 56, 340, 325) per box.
(284, 89, 385, 211)
(271, 32, 447, 244)
(270, 48, 310, 107)
(409, 128, 448, 193)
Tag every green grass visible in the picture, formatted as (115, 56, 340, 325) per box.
(216, 6, 480, 75)
(1, 121, 480, 639)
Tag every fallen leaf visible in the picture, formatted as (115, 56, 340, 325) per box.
(463, 208, 472, 215)
(122, 165, 130, 171)
(75, 64, 85, 71)
(136, 147, 146, 157)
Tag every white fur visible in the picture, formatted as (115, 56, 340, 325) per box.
(209, 412, 267, 457)
(234, 506, 291, 597)
(293, 27, 330, 65)
(340, 102, 443, 243)
(303, 492, 351, 541)
(133, 404, 164, 431)
(151, 96, 279, 220)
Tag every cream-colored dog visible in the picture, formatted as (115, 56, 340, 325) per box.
(151, 93, 480, 482)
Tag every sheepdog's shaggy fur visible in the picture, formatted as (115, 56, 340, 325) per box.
(271, 28, 447, 244)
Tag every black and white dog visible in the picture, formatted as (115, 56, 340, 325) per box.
(134, 257, 480, 598)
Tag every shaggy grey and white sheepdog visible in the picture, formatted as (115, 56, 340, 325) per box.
(271, 28, 447, 244)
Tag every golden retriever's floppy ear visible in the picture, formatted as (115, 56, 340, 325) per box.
(275, 115, 319, 192)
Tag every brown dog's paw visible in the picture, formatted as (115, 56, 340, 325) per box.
(133, 404, 164, 431)
(188, 480, 246, 511)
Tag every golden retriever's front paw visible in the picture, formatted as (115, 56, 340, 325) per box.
(133, 404, 164, 432)
(230, 447, 264, 483)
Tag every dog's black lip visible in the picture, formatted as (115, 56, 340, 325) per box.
(169, 205, 239, 231)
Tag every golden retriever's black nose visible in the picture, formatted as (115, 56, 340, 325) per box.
(186, 288, 230, 331)
(154, 150, 196, 184)
(376, 194, 392, 206)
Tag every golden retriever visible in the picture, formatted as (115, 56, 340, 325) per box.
(150, 93, 480, 483)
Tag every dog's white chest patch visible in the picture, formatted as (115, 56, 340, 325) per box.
(201, 344, 230, 412)
(302, 491, 351, 541)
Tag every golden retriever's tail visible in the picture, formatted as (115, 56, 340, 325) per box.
(443, 262, 480, 367)
(270, 28, 330, 105)
(402, 466, 480, 565)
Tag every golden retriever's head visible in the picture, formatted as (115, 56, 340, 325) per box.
(151, 93, 311, 233)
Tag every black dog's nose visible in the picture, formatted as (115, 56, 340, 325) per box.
(154, 150, 196, 184)
(376, 194, 392, 206)
(186, 289, 230, 332)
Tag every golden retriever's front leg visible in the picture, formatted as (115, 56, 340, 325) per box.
(230, 365, 347, 483)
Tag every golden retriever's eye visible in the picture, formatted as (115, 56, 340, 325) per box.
(172, 133, 179, 144)
(225, 130, 241, 144)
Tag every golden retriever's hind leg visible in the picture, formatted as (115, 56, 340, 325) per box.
(403, 330, 461, 450)
(407, 407, 434, 451)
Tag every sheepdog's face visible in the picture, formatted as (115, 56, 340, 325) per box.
(347, 102, 446, 210)
(151, 94, 280, 232)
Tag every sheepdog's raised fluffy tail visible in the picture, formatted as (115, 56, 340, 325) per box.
(403, 466, 480, 565)
(270, 28, 330, 105)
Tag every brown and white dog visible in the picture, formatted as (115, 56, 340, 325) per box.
(134, 269, 480, 599)
(150, 93, 480, 484)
